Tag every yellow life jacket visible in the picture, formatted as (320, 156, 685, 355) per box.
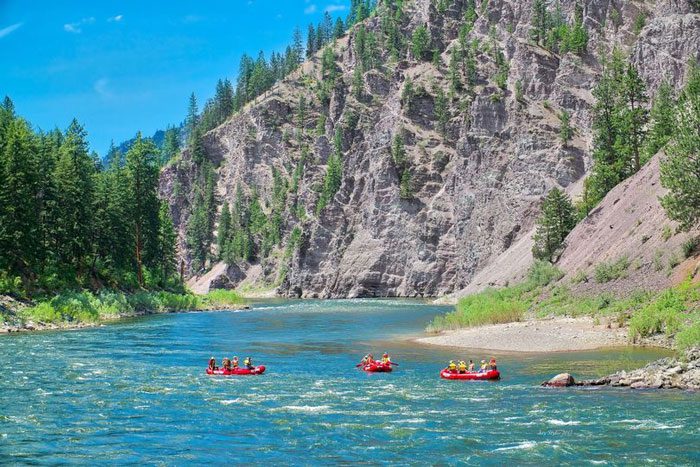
(448, 362, 457, 370)
(458, 362, 467, 371)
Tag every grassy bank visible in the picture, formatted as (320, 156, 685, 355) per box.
(428, 262, 700, 351)
(4, 289, 246, 329)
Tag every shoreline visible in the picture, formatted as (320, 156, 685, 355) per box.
(0, 303, 250, 335)
(415, 316, 672, 353)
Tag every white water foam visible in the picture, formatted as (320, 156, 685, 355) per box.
(547, 419, 581, 426)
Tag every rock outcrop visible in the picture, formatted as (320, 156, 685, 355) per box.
(552, 347, 700, 390)
(160, 0, 700, 298)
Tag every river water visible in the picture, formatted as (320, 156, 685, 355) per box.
(1, 299, 698, 464)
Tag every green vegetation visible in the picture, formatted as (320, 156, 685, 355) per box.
(427, 261, 563, 332)
(682, 236, 700, 258)
(532, 188, 577, 262)
(411, 25, 430, 61)
(18, 289, 245, 326)
(593, 256, 630, 283)
(0, 101, 179, 297)
(530, 0, 588, 55)
(558, 110, 573, 146)
(660, 63, 700, 230)
(316, 128, 344, 213)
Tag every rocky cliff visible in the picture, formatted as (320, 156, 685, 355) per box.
(160, 0, 700, 298)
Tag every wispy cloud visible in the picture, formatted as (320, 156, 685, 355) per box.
(325, 4, 346, 13)
(94, 78, 113, 99)
(64, 17, 95, 34)
(107, 14, 123, 23)
(304, 4, 317, 14)
(0, 22, 24, 39)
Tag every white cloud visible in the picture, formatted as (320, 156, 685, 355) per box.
(0, 22, 23, 39)
(94, 78, 112, 98)
(325, 4, 346, 13)
(108, 14, 123, 22)
(304, 4, 317, 14)
(64, 17, 95, 34)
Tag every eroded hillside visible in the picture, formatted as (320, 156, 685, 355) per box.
(160, 0, 700, 298)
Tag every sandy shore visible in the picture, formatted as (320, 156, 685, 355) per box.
(416, 317, 631, 352)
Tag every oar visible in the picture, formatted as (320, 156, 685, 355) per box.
(388, 362, 399, 366)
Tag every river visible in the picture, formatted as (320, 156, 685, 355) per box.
(1, 299, 698, 464)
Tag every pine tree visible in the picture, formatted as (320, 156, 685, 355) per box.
(532, 188, 577, 262)
(53, 119, 97, 280)
(306, 24, 317, 58)
(559, 110, 573, 146)
(185, 93, 199, 140)
(217, 201, 232, 259)
(161, 127, 180, 165)
(434, 87, 449, 136)
(157, 203, 177, 286)
(530, 0, 549, 45)
(391, 132, 407, 168)
(399, 169, 413, 199)
(292, 27, 304, 66)
(334, 17, 345, 39)
(660, 63, 700, 230)
(0, 117, 41, 283)
(644, 82, 676, 163)
(125, 133, 161, 287)
(616, 62, 648, 174)
(411, 25, 430, 61)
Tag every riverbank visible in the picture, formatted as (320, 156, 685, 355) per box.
(416, 316, 645, 352)
(0, 289, 248, 334)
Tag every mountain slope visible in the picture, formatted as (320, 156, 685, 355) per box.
(160, 0, 700, 298)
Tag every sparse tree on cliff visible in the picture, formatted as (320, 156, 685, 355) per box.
(532, 188, 577, 262)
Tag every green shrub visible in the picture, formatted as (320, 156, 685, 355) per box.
(676, 320, 700, 352)
(662, 225, 672, 241)
(628, 289, 686, 339)
(199, 289, 244, 308)
(428, 287, 528, 332)
(571, 270, 588, 284)
(525, 260, 564, 289)
(0, 273, 23, 296)
(594, 256, 630, 283)
(682, 236, 700, 258)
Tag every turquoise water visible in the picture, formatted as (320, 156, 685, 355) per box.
(1, 299, 698, 464)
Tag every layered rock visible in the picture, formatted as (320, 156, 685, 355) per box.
(160, 0, 700, 298)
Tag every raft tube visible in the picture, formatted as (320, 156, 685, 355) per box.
(440, 369, 500, 380)
(362, 362, 393, 373)
(206, 365, 266, 376)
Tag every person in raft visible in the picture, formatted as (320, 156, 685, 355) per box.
(448, 360, 457, 372)
(243, 356, 254, 369)
(468, 360, 475, 372)
(489, 357, 497, 370)
(222, 357, 232, 371)
(479, 360, 488, 372)
(381, 353, 391, 364)
(458, 360, 467, 373)
(208, 357, 217, 371)
(232, 356, 239, 369)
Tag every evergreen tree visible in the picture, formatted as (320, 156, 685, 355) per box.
(559, 110, 573, 146)
(0, 117, 40, 283)
(532, 188, 577, 262)
(161, 126, 180, 164)
(334, 17, 345, 39)
(660, 63, 700, 230)
(317, 128, 344, 213)
(530, 0, 549, 45)
(125, 133, 161, 287)
(399, 169, 413, 199)
(411, 25, 430, 61)
(217, 201, 232, 258)
(434, 87, 449, 136)
(644, 82, 676, 162)
(53, 120, 97, 279)
(291, 27, 304, 65)
(157, 203, 177, 286)
(185, 93, 199, 140)
(306, 24, 317, 58)
(616, 62, 648, 174)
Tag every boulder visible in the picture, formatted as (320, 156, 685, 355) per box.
(542, 373, 576, 387)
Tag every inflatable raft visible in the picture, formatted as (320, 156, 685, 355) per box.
(362, 361, 393, 372)
(440, 369, 500, 380)
(206, 365, 266, 376)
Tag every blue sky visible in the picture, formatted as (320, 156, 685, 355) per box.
(0, 0, 350, 155)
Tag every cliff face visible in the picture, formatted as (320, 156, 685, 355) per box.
(161, 0, 700, 298)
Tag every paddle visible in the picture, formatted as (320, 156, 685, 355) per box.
(388, 362, 399, 366)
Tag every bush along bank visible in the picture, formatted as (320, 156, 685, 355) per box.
(0, 289, 247, 333)
(428, 263, 700, 353)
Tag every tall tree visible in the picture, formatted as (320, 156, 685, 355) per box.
(532, 188, 577, 262)
(644, 82, 675, 163)
(125, 134, 161, 287)
(660, 63, 700, 230)
(53, 120, 97, 279)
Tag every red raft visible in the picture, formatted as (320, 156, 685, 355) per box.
(362, 361, 393, 373)
(206, 365, 266, 376)
(440, 369, 500, 380)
